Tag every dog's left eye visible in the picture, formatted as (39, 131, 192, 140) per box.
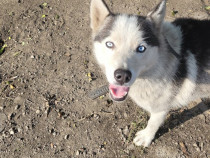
(106, 41, 114, 48)
(136, 45, 146, 53)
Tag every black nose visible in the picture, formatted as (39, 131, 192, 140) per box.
(114, 69, 132, 85)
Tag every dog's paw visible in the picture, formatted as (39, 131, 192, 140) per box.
(133, 129, 155, 147)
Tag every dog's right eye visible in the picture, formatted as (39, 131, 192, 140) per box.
(106, 41, 114, 48)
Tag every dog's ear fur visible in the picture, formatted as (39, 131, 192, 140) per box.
(90, 0, 111, 33)
(146, 0, 166, 34)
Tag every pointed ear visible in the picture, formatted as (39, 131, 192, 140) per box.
(146, 0, 166, 33)
(90, 0, 111, 33)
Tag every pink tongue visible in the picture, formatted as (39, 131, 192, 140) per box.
(109, 84, 129, 98)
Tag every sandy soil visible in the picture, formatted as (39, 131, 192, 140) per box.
(0, 0, 209, 157)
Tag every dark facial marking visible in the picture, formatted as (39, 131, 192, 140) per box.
(138, 17, 159, 46)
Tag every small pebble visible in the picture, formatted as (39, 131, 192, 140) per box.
(9, 129, 15, 135)
(17, 137, 24, 141)
(123, 126, 129, 136)
(76, 150, 80, 156)
(49, 129, 54, 133)
(52, 132, 57, 136)
(193, 142, 200, 151)
(17, 128, 21, 132)
(8, 113, 15, 120)
(64, 134, 69, 140)
(51, 143, 54, 149)
(93, 114, 100, 119)
(15, 105, 21, 110)
(25, 126, 29, 131)
(199, 142, 204, 151)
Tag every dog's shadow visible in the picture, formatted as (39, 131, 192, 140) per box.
(156, 99, 210, 139)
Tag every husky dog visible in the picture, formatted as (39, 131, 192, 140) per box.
(90, 0, 210, 147)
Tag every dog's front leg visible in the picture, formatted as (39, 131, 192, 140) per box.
(133, 111, 168, 147)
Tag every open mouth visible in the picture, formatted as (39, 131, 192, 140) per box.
(109, 84, 130, 101)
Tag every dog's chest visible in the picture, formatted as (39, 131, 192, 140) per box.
(129, 78, 173, 112)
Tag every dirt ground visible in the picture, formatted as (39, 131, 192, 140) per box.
(0, 0, 210, 157)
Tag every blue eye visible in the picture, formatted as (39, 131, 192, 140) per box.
(106, 41, 114, 48)
(137, 45, 146, 53)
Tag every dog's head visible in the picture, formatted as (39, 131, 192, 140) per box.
(90, 0, 166, 101)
